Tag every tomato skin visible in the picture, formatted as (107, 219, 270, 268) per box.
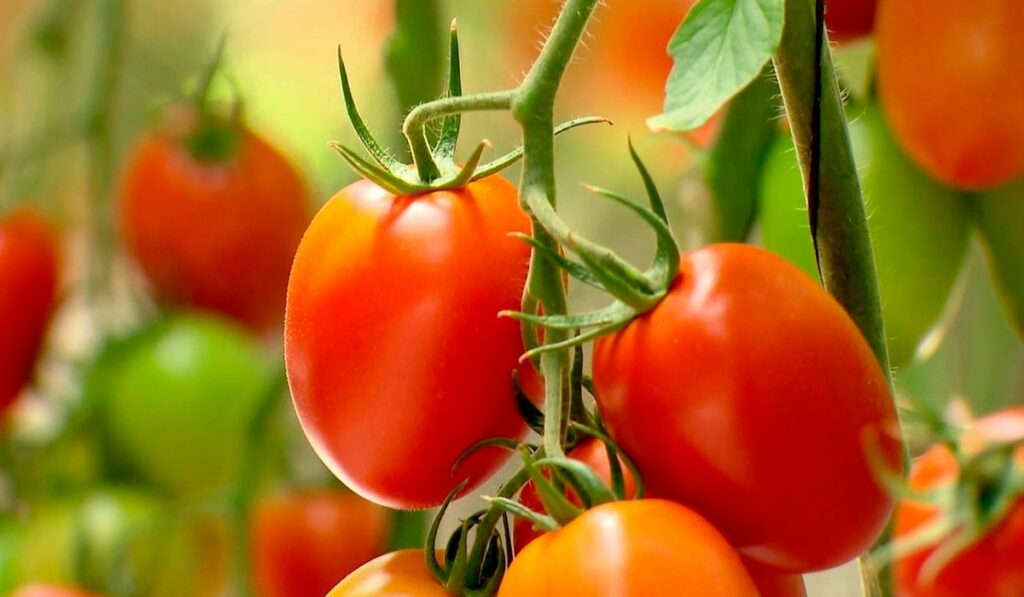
(11, 586, 104, 597)
(513, 439, 636, 554)
(592, 244, 902, 572)
(894, 408, 1024, 597)
(327, 550, 451, 597)
(251, 490, 391, 597)
(96, 314, 273, 497)
(825, 0, 876, 42)
(746, 562, 807, 597)
(120, 116, 310, 331)
(499, 499, 759, 596)
(0, 209, 59, 412)
(877, 0, 1024, 189)
(759, 105, 970, 367)
(285, 176, 531, 510)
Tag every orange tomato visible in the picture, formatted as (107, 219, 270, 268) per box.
(499, 499, 760, 596)
(0, 209, 59, 413)
(894, 407, 1024, 597)
(252, 490, 391, 597)
(120, 108, 310, 331)
(11, 585, 103, 597)
(327, 550, 451, 597)
(877, 0, 1024, 189)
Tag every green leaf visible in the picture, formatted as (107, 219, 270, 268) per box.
(648, 0, 785, 132)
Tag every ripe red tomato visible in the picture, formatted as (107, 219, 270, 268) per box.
(894, 407, 1024, 597)
(285, 175, 531, 509)
(120, 108, 310, 331)
(513, 439, 637, 554)
(877, 0, 1024, 189)
(251, 489, 391, 597)
(11, 586, 103, 597)
(746, 562, 807, 597)
(825, 0, 876, 42)
(0, 209, 59, 413)
(499, 499, 760, 596)
(327, 550, 449, 597)
(592, 244, 903, 572)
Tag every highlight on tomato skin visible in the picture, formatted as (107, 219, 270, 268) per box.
(876, 0, 1024, 189)
(894, 407, 1024, 597)
(284, 174, 532, 510)
(250, 489, 392, 597)
(119, 108, 311, 332)
(327, 550, 451, 597)
(0, 208, 60, 414)
(499, 499, 762, 597)
(592, 244, 904, 573)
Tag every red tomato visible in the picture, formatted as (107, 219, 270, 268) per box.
(11, 586, 102, 597)
(0, 209, 59, 413)
(894, 408, 1024, 597)
(513, 439, 636, 554)
(327, 550, 450, 597)
(252, 489, 391, 597)
(120, 108, 310, 331)
(285, 175, 531, 509)
(877, 0, 1024, 189)
(747, 561, 807, 597)
(499, 499, 759, 596)
(592, 244, 903, 572)
(826, 0, 877, 42)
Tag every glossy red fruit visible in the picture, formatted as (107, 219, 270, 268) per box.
(0, 209, 59, 413)
(826, 0, 877, 42)
(252, 490, 391, 597)
(877, 0, 1024, 189)
(499, 500, 760, 597)
(285, 175, 531, 509)
(593, 244, 903, 572)
(120, 109, 310, 331)
(894, 408, 1024, 597)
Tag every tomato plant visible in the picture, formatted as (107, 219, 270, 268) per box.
(592, 244, 903, 572)
(119, 106, 310, 331)
(759, 105, 971, 367)
(499, 499, 760, 596)
(285, 175, 531, 509)
(94, 313, 274, 497)
(513, 439, 636, 554)
(877, 0, 1024, 189)
(0, 208, 59, 413)
(327, 550, 450, 597)
(894, 407, 1024, 597)
(251, 489, 391, 597)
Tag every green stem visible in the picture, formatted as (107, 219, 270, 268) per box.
(773, 0, 904, 594)
(772, 0, 890, 372)
(402, 92, 515, 182)
(83, 0, 124, 312)
(512, 0, 602, 460)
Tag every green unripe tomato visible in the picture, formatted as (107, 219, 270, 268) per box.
(759, 105, 971, 367)
(976, 179, 1024, 338)
(94, 313, 273, 497)
(15, 488, 199, 596)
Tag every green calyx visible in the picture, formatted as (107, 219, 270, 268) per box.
(502, 141, 681, 361)
(181, 35, 243, 163)
(332, 22, 607, 195)
(870, 431, 1024, 586)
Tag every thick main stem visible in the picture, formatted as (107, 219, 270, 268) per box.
(512, 0, 602, 460)
(773, 0, 903, 594)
